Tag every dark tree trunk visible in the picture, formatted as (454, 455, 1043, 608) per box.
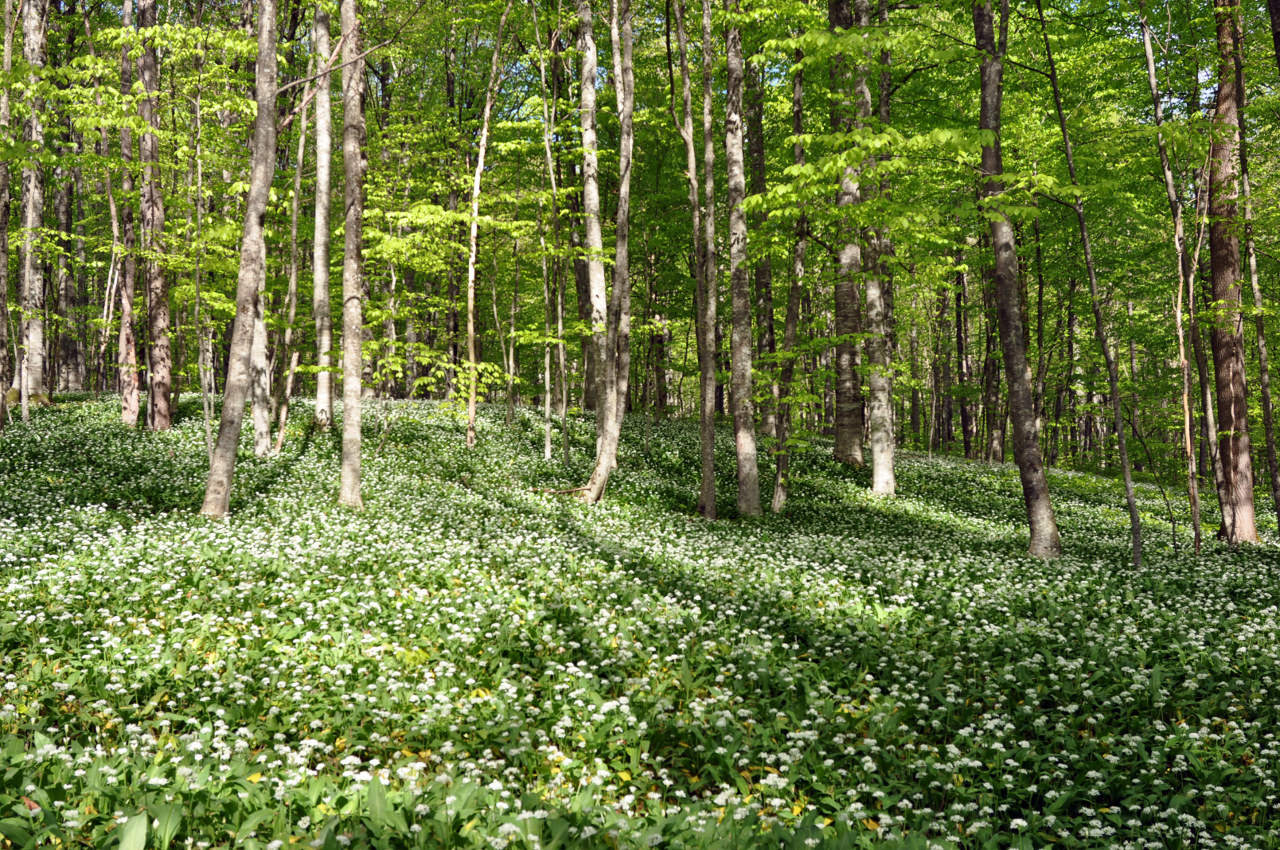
(974, 0, 1061, 557)
(138, 0, 170, 429)
(1206, 0, 1257, 543)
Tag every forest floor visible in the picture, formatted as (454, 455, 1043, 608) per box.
(2, 397, 1279, 849)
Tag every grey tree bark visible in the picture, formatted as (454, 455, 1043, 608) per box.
(1206, 0, 1257, 544)
(573, 0, 610, 463)
(118, 0, 140, 426)
(974, 0, 1061, 558)
(584, 0, 634, 503)
(830, 0, 864, 467)
(201, 0, 278, 518)
(338, 0, 367, 508)
(725, 0, 761, 516)
(313, 6, 335, 428)
(138, 0, 170, 429)
(19, 0, 48, 402)
(860, 0, 893, 496)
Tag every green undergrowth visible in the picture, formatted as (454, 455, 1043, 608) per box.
(1, 397, 1279, 849)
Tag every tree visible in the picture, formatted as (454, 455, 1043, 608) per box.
(339, 0, 367, 508)
(138, 0, 170, 429)
(313, 5, 335, 429)
(724, 0, 760, 516)
(672, 0, 717, 518)
(118, 0, 140, 427)
(830, 0, 865, 467)
(1205, 0, 1256, 544)
(974, 0, 1060, 558)
(18, 0, 49, 405)
(1035, 0, 1139, 565)
(0, 0, 14, 398)
(201, 0, 279, 518)
(583, 0, 635, 503)
(464, 0, 515, 449)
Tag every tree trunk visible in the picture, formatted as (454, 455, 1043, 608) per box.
(338, 0, 366, 507)
(974, 0, 1061, 557)
(531, 0, 559, 462)
(312, 6, 334, 427)
(864, 0, 895, 495)
(830, 0, 864, 467)
(724, 0, 761, 516)
(463, 0, 513, 448)
(1206, 0, 1257, 544)
(1140, 3, 1202, 551)
(19, 0, 48, 402)
(1230, 19, 1280, 532)
(138, 0, 170, 429)
(746, 59, 776, 441)
(117, 0, 140, 425)
(584, 0, 634, 503)
(54, 159, 83, 392)
(0, 0, 12, 397)
(1036, 0, 1140, 565)
(273, 77, 309, 452)
(673, 0, 716, 517)
(771, 48, 806, 514)
(955, 254, 974, 458)
(200, 0, 278, 517)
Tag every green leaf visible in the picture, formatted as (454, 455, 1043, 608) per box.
(367, 774, 389, 825)
(118, 814, 147, 850)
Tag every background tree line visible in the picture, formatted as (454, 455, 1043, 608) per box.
(2, 0, 1280, 557)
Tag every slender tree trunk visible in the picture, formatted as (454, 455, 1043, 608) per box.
(19, 0, 48, 402)
(338, 0, 367, 507)
(1036, 0, 1140, 564)
(1230, 21, 1280, 532)
(274, 78, 310, 453)
(975, 0, 1061, 557)
(54, 158, 81, 392)
(138, 0, 170, 428)
(531, 0, 560, 461)
(771, 48, 806, 514)
(864, 0, 895, 494)
(672, 0, 716, 517)
(463, 0, 514, 448)
(1205, 0, 1257, 543)
(745, 60, 776, 440)
(117, 0, 140, 425)
(312, 6, 334, 427)
(200, 0, 278, 517)
(0, 0, 13, 397)
(724, 0, 761, 515)
(584, 0, 634, 503)
(955, 254, 974, 458)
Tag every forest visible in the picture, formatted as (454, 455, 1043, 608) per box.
(3, 0, 1280, 846)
